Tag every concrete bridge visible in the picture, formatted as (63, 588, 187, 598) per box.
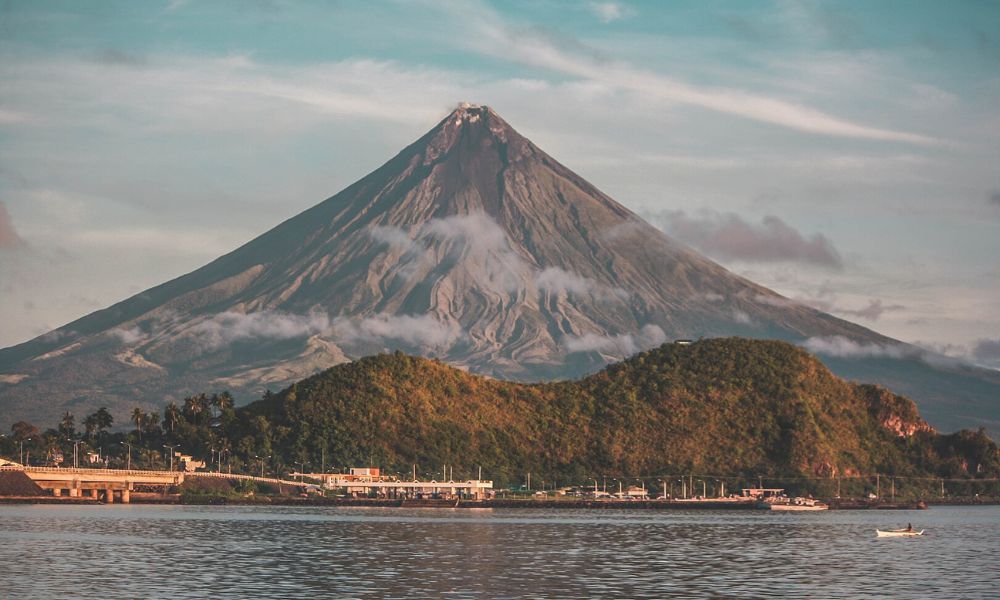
(0, 465, 307, 503)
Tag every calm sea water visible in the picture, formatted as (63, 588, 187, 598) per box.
(1, 504, 997, 599)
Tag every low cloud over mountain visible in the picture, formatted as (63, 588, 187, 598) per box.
(651, 210, 843, 268)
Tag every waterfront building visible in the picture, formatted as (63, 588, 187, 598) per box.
(293, 467, 494, 500)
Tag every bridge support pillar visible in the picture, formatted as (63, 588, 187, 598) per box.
(90, 489, 99, 500)
(52, 488, 61, 497)
(121, 489, 130, 504)
(69, 487, 80, 498)
(105, 488, 114, 504)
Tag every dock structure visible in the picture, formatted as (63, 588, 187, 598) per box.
(294, 468, 494, 500)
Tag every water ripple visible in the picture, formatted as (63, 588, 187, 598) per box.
(0, 505, 997, 599)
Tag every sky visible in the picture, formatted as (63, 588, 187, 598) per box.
(1, 0, 998, 368)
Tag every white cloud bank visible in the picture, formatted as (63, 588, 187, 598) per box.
(335, 313, 464, 350)
(802, 335, 909, 359)
(190, 310, 331, 350)
(564, 324, 666, 356)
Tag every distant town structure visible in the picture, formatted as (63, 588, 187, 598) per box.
(741, 488, 786, 500)
(293, 467, 494, 500)
(177, 454, 205, 472)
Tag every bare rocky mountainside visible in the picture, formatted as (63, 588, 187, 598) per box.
(1, 104, 997, 436)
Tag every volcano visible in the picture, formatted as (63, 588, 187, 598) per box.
(1, 104, 997, 435)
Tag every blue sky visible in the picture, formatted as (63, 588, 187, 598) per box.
(1, 0, 999, 366)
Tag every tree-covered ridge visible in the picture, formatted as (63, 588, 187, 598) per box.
(4, 338, 997, 490)
(238, 338, 997, 484)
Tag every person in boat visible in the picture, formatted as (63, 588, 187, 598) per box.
(906, 523, 913, 532)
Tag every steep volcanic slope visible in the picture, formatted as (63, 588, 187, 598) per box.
(0, 104, 996, 435)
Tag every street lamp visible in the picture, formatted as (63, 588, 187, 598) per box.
(19, 437, 32, 465)
(253, 454, 270, 478)
(67, 439, 82, 468)
(120, 441, 133, 470)
(218, 448, 229, 473)
(163, 444, 178, 471)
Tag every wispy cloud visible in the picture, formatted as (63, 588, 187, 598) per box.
(836, 298, 906, 321)
(587, 2, 630, 23)
(0, 201, 25, 249)
(972, 338, 1000, 368)
(375, 213, 530, 292)
(535, 266, 629, 301)
(651, 210, 843, 268)
(564, 324, 666, 356)
(189, 310, 331, 350)
(802, 335, 909, 359)
(92, 48, 146, 67)
(369, 224, 417, 252)
(110, 325, 146, 345)
(731, 308, 754, 325)
(335, 313, 464, 350)
(458, 2, 936, 143)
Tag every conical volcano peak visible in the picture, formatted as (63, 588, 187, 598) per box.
(443, 102, 513, 138)
(9, 98, 984, 441)
(451, 102, 490, 121)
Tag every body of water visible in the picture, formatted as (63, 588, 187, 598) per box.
(1, 504, 997, 598)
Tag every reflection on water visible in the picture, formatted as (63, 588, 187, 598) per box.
(1, 505, 997, 599)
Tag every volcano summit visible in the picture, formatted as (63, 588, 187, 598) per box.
(2, 104, 997, 434)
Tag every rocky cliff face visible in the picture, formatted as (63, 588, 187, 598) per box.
(0, 104, 995, 434)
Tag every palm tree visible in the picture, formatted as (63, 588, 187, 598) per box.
(183, 394, 207, 425)
(58, 412, 76, 438)
(164, 403, 180, 434)
(83, 414, 98, 439)
(132, 408, 146, 440)
(93, 407, 113, 433)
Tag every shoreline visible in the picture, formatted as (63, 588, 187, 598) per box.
(5, 495, 995, 509)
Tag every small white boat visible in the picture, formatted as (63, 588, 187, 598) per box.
(769, 497, 828, 511)
(876, 528, 924, 537)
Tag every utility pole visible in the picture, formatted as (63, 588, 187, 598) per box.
(876, 474, 880, 500)
(891, 478, 895, 501)
(527, 472, 531, 491)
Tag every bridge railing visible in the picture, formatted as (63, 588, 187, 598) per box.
(3, 464, 306, 487)
(187, 471, 307, 487)
(16, 466, 182, 477)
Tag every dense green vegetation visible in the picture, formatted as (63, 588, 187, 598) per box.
(4, 339, 997, 495)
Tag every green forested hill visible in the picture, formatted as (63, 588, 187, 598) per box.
(229, 338, 997, 486)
